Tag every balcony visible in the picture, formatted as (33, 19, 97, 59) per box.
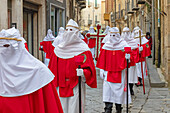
(137, 0, 146, 4)
(132, 0, 140, 11)
(88, 2, 92, 8)
(88, 20, 92, 25)
(127, 1, 135, 14)
(127, 10, 135, 14)
(104, 13, 110, 21)
(77, 0, 86, 10)
(132, 7, 140, 11)
(94, 3, 99, 9)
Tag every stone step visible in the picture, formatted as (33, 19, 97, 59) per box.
(146, 58, 166, 88)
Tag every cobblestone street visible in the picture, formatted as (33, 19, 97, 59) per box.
(85, 59, 170, 113)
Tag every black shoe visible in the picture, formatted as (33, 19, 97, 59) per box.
(103, 102, 113, 113)
(129, 83, 134, 95)
(130, 90, 134, 95)
(115, 103, 122, 113)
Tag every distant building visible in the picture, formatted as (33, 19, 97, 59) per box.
(81, 0, 102, 30)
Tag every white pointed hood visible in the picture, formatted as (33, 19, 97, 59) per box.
(54, 19, 90, 59)
(103, 27, 129, 50)
(121, 27, 138, 49)
(0, 28, 54, 97)
(103, 26, 110, 34)
(132, 26, 148, 45)
(88, 26, 96, 33)
(52, 27, 65, 47)
(43, 29, 55, 41)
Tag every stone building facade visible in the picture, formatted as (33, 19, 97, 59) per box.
(0, 0, 46, 59)
(104, 0, 151, 34)
(160, 0, 170, 82)
(46, 0, 66, 36)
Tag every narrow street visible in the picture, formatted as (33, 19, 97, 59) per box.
(86, 58, 170, 113)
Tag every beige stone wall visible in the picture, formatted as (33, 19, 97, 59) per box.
(101, 0, 105, 28)
(0, 0, 8, 30)
(12, 0, 23, 35)
(161, 0, 170, 82)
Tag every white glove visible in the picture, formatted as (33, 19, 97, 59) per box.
(139, 46, 143, 52)
(100, 69, 105, 79)
(76, 68, 84, 76)
(125, 53, 130, 60)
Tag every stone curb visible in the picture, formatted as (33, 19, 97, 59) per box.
(147, 58, 167, 88)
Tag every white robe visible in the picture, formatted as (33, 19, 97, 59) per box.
(100, 69, 132, 104)
(57, 78, 86, 113)
(44, 53, 50, 66)
(128, 66, 138, 83)
(90, 47, 96, 58)
(136, 61, 147, 78)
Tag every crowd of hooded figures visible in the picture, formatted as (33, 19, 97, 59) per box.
(0, 19, 151, 113)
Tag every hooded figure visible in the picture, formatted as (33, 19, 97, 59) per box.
(40, 29, 55, 66)
(132, 26, 151, 86)
(52, 27, 65, 47)
(97, 27, 131, 113)
(121, 27, 140, 95)
(100, 26, 110, 51)
(0, 28, 63, 113)
(87, 26, 97, 58)
(48, 19, 97, 113)
(103, 26, 110, 34)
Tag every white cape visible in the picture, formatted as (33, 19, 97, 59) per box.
(0, 41, 54, 97)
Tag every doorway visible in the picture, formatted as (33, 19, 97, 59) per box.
(23, 9, 38, 56)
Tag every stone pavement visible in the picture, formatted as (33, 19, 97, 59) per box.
(85, 58, 170, 113)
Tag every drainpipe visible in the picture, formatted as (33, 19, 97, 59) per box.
(114, 0, 116, 26)
(152, 0, 155, 64)
(157, 0, 161, 68)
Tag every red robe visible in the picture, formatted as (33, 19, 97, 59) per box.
(48, 51, 97, 97)
(140, 42, 151, 61)
(88, 38, 96, 48)
(0, 82, 63, 113)
(96, 49, 127, 83)
(129, 48, 140, 66)
(40, 41, 54, 59)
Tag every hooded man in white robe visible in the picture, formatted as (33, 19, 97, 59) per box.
(97, 27, 131, 113)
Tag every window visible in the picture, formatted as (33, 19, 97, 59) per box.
(132, 0, 134, 8)
(95, 0, 97, 8)
(51, 6, 65, 36)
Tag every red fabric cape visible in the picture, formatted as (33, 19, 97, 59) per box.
(96, 49, 127, 83)
(140, 42, 151, 61)
(0, 82, 63, 113)
(24, 43, 29, 51)
(48, 51, 97, 97)
(88, 38, 96, 48)
(129, 48, 140, 66)
(40, 41, 54, 59)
